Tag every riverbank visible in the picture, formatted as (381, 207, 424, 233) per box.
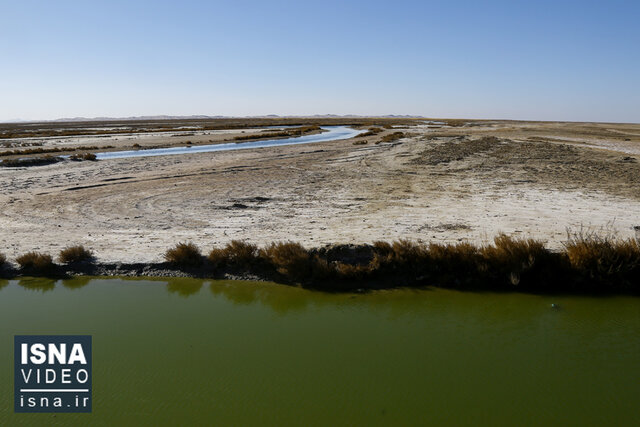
(1, 233, 638, 294)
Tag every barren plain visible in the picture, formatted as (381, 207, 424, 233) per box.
(1, 118, 639, 263)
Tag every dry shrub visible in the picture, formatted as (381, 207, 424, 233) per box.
(226, 240, 259, 267)
(381, 132, 405, 142)
(70, 152, 97, 161)
(1, 155, 62, 167)
(261, 242, 313, 281)
(59, 245, 94, 264)
(207, 247, 228, 269)
(334, 262, 369, 280)
(310, 255, 334, 281)
(428, 242, 482, 285)
(565, 234, 640, 286)
(207, 240, 259, 270)
(16, 252, 55, 274)
(481, 234, 557, 286)
(165, 242, 203, 268)
(0, 252, 6, 267)
(359, 127, 383, 137)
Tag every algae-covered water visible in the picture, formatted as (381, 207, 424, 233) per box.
(0, 278, 638, 426)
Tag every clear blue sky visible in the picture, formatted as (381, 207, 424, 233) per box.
(1, 0, 638, 122)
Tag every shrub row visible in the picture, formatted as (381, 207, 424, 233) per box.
(163, 235, 640, 293)
(3, 236, 639, 293)
(1, 246, 94, 275)
(233, 125, 321, 142)
(0, 155, 63, 167)
(0, 145, 111, 157)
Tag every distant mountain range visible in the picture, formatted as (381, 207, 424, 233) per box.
(0, 114, 423, 124)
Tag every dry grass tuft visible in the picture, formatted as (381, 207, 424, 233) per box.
(70, 152, 97, 161)
(16, 252, 55, 274)
(260, 242, 313, 281)
(165, 242, 203, 268)
(565, 232, 640, 287)
(0, 252, 6, 267)
(208, 240, 260, 269)
(381, 132, 405, 142)
(481, 234, 559, 287)
(59, 246, 94, 264)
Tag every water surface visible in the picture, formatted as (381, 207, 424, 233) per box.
(0, 278, 638, 426)
(96, 126, 363, 160)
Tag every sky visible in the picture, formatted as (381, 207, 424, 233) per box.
(0, 0, 638, 123)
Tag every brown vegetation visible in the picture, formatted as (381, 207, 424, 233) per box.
(201, 234, 640, 293)
(164, 242, 203, 268)
(0, 155, 62, 167)
(59, 246, 94, 264)
(208, 240, 259, 269)
(0, 118, 419, 140)
(381, 132, 405, 142)
(16, 252, 55, 274)
(2, 234, 639, 293)
(565, 232, 640, 286)
(359, 127, 383, 137)
(0, 145, 111, 157)
(70, 152, 97, 161)
(233, 125, 321, 142)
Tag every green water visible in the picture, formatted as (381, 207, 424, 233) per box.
(0, 277, 638, 426)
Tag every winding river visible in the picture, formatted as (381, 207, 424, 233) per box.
(96, 126, 364, 160)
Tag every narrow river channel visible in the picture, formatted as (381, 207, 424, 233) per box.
(96, 126, 364, 160)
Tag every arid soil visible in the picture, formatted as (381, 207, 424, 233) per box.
(1, 119, 639, 263)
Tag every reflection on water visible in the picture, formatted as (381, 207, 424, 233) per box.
(167, 279, 203, 297)
(0, 278, 638, 426)
(61, 276, 92, 290)
(18, 277, 56, 292)
(209, 280, 313, 314)
(96, 126, 364, 160)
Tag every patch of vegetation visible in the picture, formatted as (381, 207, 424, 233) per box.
(0, 252, 6, 268)
(165, 242, 203, 268)
(0, 145, 112, 157)
(381, 132, 405, 142)
(0, 155, 62, 167)
(260, 242, 315, 282)
(0, 118, 421, 140)
(359, 127, 383, 137)
(208, 240, 260, 269)
(197, 234, 640, 293)
(59, 246, 95, 264)
(565, 232, 640, 290)
(233, 125, 321, 142)
(353, 140, 368, 145)
(16, 252, 56, 275)
(70, 152, 97, 161)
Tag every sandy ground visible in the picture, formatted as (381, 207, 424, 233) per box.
(1, 119, 639, 263)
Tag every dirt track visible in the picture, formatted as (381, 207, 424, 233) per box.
(1, 119, 639, 262)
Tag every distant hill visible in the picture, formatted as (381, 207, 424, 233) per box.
(0, 114, 424, 124)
